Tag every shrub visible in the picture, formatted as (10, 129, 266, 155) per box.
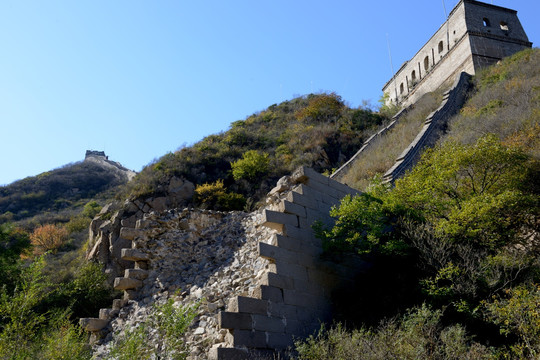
(194, 180, 246, 211)
(231, 150, 270, 182)
(30, 224, 69, 255)
(108, 295, 199, 360)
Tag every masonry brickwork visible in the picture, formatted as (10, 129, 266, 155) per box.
(383, 0, 531, 107)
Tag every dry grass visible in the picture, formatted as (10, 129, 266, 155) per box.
(342, 90, 444, 190)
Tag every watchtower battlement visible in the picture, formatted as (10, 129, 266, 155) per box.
(85, 150, 108, 160)
(383, 0, 532, 107)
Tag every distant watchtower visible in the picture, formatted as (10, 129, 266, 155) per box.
(85, 150, 108, 160)
(383, 0, 532, 107)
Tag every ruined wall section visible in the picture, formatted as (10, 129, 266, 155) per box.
(211, 167, 363, 360)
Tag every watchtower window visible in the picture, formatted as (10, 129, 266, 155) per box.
(438, 41, 444, 54)
(483, 18, 490, 27)
(411, 70, 417, 82)
(500, 21, 509, 31)
(424, 56, 430, 71)
(400, 83, 404, 95)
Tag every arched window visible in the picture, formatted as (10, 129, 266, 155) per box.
(424, 56, 430, 71)
(483, 18, 490, 27)
(438, 41, 444, 54)
(500, 21, 509, 31)
(411, 70, 416, 83)
(400, 83, 404, 95)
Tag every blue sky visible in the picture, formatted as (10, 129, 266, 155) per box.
(1, 0, 538, 185)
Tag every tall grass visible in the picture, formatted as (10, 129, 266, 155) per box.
(342, 90, 444, 190)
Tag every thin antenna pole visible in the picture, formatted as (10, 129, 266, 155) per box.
(442, 0, 450, 50)
(386, 33, 398, 103)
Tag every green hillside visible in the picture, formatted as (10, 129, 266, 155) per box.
(0, 161, 127, 226)
(123, 92, 385, 207)
(298, 48, 540, 359)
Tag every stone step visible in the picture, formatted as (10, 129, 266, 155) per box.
(121, 248, 150, 261)
(99, 308, 119, 320)
(125, 268, 149, 280)
(79, 318, 109, 332)
(113, 277, 143, 291)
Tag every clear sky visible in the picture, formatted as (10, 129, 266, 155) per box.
(0, 0, 538, 186)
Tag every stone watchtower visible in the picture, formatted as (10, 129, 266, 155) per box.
(383, 0, 532, 107)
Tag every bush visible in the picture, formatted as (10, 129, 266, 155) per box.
(30, 224, 69, 255)
(231, 150, 270, 182)
(194, 180, 246, 211)
(108, 295, 199, 360)
(295, 305, 493, 360)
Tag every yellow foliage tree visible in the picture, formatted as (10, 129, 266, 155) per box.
(30, 224, 68, 255)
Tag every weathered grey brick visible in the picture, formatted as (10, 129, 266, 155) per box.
(291, 166, 328, 185)
(258, 242, 299, 264)
(208, 347, 249, 360)
(121, 248, 149, 261)
(113, 277, 142, 291)
(268, 302, 298, 319)
(278, 200, 307, 218)
(119, 227, 144, 241)
(261, 210, 298, 232)
(227, 329, 267, 348)
(282, 289, 319, 308)
(282, 224, 315, 243)
(229, 296, 268, 315)
(272, 234, 301, 252)
(266, 332, 294, 349)
(124, 268, 148, 280)
(286, 190, 318, 210)
(274, 260, 308, 282)
(261, 272, 294, 290)
(252, 314, 285, 333)
(219, 312, 253, 330)
(254, 285, 283, 303)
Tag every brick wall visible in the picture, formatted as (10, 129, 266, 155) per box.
(210, 167, 364, 359)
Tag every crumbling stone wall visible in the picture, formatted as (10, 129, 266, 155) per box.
(81, 167, 364, 359)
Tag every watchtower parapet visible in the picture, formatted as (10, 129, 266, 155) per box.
(383, 0, 531, 107)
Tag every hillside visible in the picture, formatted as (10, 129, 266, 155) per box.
(122, 93, 385, 207)
(0, 154, 133, 226)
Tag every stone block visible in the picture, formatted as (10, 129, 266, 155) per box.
(99, 308, 111, 320)
(261, 272, 294, 290)
(252, 315, 285, 333)
(272, 234, 301, 252)
(286, 189, 318, 210)
(282, 289, 319, 308)
(266, 332, 293, 349)
(208, 347, 250, 360)
(124, 289, 138, 301)
(305, 179, 340, 200)
(291, 166, 328, 185)
(112, 298, 127, 310)
(219, 312, 253, 330)
(327, 178, 361, 197)
(274, 261, 308, 282)
(119, 227, 144, 240)
(278, 200, 306, 218)
(124, 268, 148, 280)
(261, 210, 298, 231)
(254, 285, 283, 303)
(282, 224, 314, 243)
(229, 296, 268, 315)
(228, 329, 267, 348)
(268, 302, 298, 319)
(121, 248, 149, 261)
(258, 242, 298, 264)
(113, 277, 142, 290)
(79, 318, 108, 332)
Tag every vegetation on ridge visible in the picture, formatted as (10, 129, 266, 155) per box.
(122, 92, 385, 208)
(297, 48, 540, 359)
